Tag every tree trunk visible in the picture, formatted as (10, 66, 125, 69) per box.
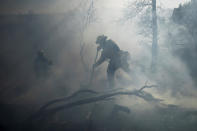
(151, 0, 158, 71)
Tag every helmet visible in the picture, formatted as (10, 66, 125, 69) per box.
(96, 35, 107, 45)
(37, 50, 45, 57)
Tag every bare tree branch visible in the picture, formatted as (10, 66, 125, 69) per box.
(78, 0, 97, 73)
(124, 0, 152, 19)
(25, 85, 158, 125)
(38, 89, 98, 111)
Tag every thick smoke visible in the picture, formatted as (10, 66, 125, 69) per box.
(0, 0, 197, 130)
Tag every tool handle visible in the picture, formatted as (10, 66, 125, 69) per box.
(89, 50, 98, 85)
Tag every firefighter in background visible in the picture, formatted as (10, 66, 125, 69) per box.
(93, 35, 131, 87)
(34, 50, 53, 78)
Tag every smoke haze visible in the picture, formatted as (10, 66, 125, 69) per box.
(0, 0, 197, 130)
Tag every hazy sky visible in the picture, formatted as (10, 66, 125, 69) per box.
(0, 0, 190, 14)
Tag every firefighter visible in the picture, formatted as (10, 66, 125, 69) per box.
(34, 50, 52, 78)
(93, 35, 131, 87)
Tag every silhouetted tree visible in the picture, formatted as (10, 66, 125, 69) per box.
(124, 0, 158, 71)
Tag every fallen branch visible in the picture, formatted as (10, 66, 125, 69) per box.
(39, 89, 98, 111)
(26, 85, 157, 124)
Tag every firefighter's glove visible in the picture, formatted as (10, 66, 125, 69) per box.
(97, 46, 101, 51)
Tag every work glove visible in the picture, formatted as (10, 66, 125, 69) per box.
(97, 46, 101, 51)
